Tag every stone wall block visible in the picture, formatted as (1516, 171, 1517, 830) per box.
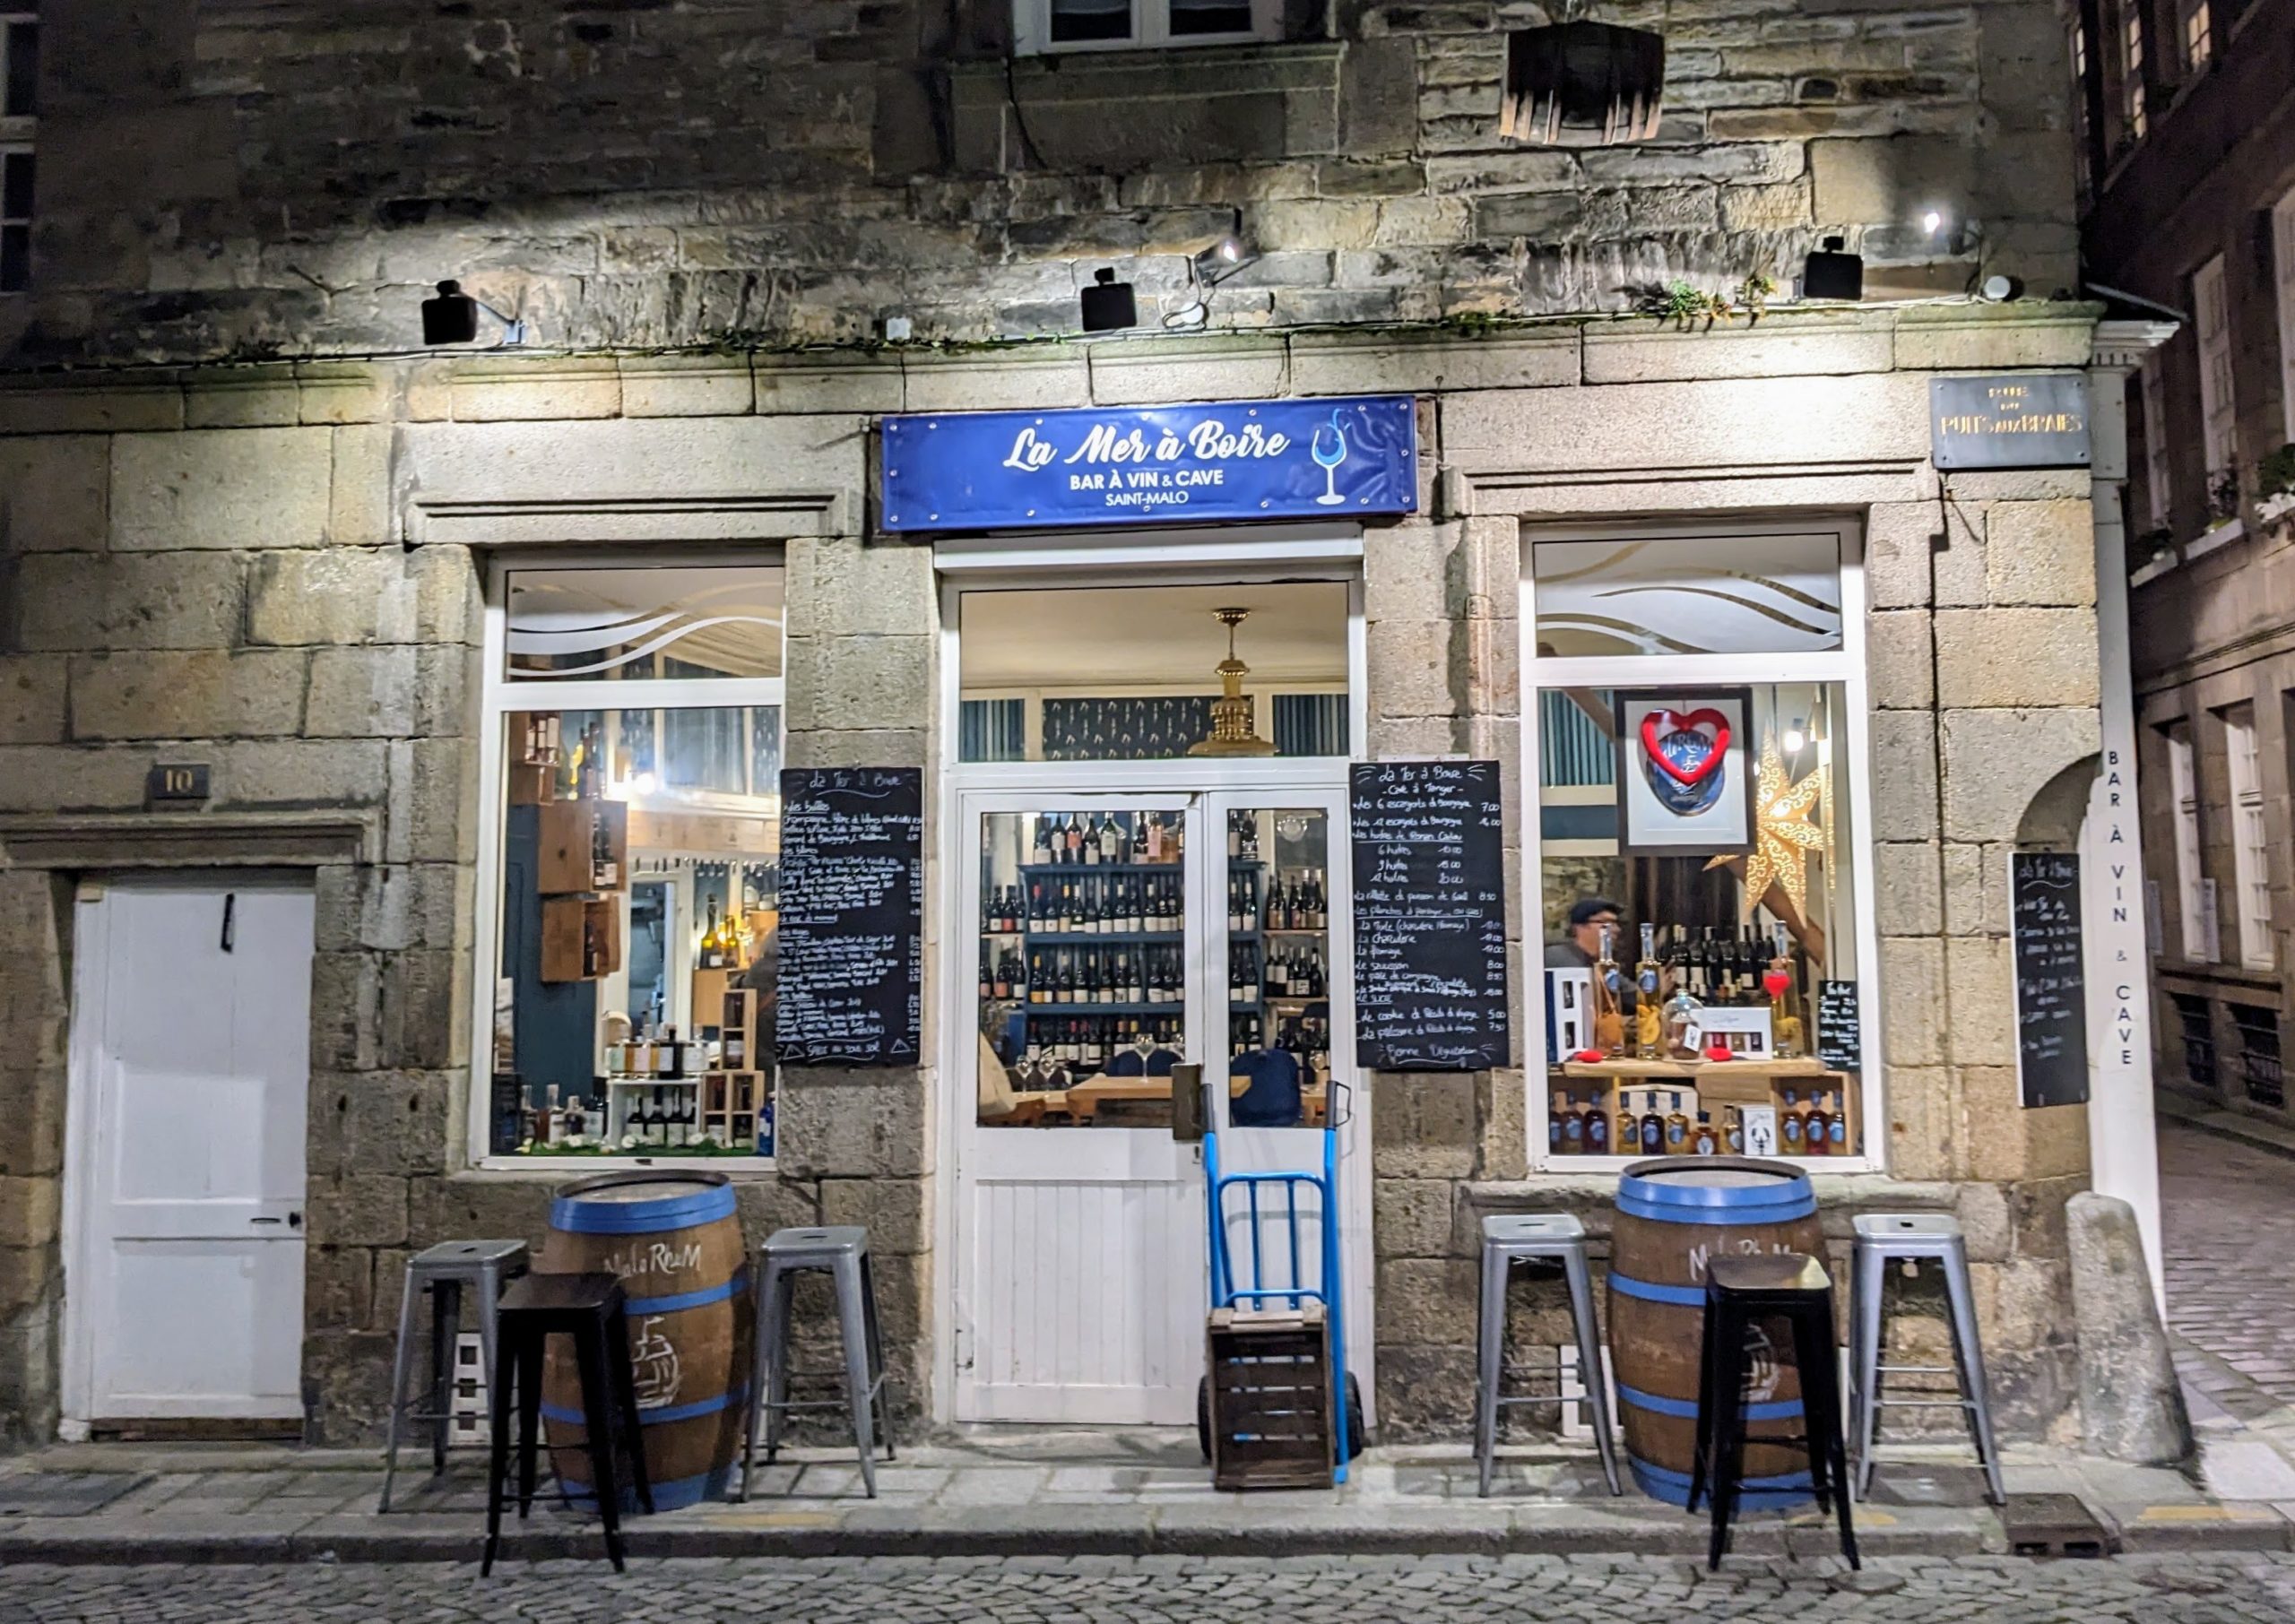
(0, 745, 155, 812)
(785, 633, 932, 735)
(620, 356, 756, 418)
(818, 1177, 927, 1255)
(791, 535, 936, 640)
(0, 436, 110, 553)
(1928, 497, 1995, 608)
(329, 424, 396, 548)
(66, 648, 307, 741)
(1944, 937, 2014, 1067)
(1882, 1064, 1957, 1181)
(1962, 1065, 2090, 1183)
(784, 728, 930, 771)
(1942, 841, 2012, 937)
(0, 658, 67, 745)
(1939, 707, 2100, 844)
(1370, 1073, 1477, 1181)
(1378, 1257, 1479, 1348)
(1984, 497, 2097, 607)
(15, 551, 245, 653)
(1933, 607, 2100, 709)
(775, 1070, 931, 1181)
(109, 428, 334, 551)
(184, 376, 299, 430)
(216, 739, 390, 810)
(385, 737, 480, 864)
(1865, 607, 1934, 710)
(1373, 1178, 1456, 1260)
(1866, 708, 1940, 842)
(305, 1171, 411, 1248)
(1874, 842, 1944, 937)
(1880, 935, 1948, 1067)
(316, 862, 472, 956)
(328, 1070, 455, 1178)
(1864, 501, 1938, 610)
(1364, 520, 1461, 624)
(247, 549, 420, 647)
(1366, 618, 1458, 721)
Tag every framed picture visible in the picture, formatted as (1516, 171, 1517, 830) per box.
(1614, 688, 1755, 855)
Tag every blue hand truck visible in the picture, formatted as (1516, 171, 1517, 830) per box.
(1194, 1075, 1364, 1483)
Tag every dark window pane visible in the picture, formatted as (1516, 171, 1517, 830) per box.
(0, 223, 26, 292)
(1170, 0, 1251, 33)
(1051, 0, 1130, 42)
(2, 152, 32, 221)
(4, 24, 35, 118)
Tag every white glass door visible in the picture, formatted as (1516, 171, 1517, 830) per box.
(954, 790, 1209, 1424)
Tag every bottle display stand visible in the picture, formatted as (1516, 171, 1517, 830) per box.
(1547, 1056, 1858, 1162)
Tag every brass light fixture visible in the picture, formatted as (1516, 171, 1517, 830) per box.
(1188, 607, 1278, 758)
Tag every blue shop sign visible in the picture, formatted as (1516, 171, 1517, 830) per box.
(879, 395, 1418, 532)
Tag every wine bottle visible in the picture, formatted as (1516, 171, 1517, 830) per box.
(1634, 922, 1663, 1060)
(1592, 925, 1626, 1056)
(1099, 813, 1122, 866)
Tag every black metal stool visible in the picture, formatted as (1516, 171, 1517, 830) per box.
(1687, 1251, 1857, 1572)
(482, 1272, 654, 1576)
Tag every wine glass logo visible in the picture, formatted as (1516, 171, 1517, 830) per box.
(1310, 410, 1348, 505)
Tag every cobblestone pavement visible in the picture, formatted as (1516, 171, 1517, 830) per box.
(7, 1553, 2295, 1622)
(2161, 1120, 2295, 1415)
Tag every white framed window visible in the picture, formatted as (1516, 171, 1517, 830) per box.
(2068, 17, 2092, 195)
(2182, 0, 2213, 71)
(2221, 704, 2273, 968)
(1520, 517, 1882, 1171)
(2274, 186, 2295, 447)
(2163, 719, 2213, 962)
(2122, 1, 2148, 140)
(1014, 0, 1281, 55)
(2140, 350, 2174, 526)
(2194, 255, 2238, 508)
(469, 556, 787, 1171)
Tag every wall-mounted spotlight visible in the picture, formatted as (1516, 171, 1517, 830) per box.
(1163, 235, 1259, 331)
(1920, 206, 1983, 257)
(421, 280, 529, 347)
(1079, 266, 1138, 333)
(1802, 235, 1863, 301)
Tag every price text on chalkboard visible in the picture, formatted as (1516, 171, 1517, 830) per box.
(2012, 851, 2090, 1108)
(1816, 980, 1861, 1073)
(1349, 760, 1511, 1071)
(776, 767, 924, 1067)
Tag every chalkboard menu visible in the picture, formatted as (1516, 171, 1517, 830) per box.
(1816, 980, 1862, 1073)
(2012, 851, 2090, 1108)
(775, 767, 924, 1067)
(1349, 760, 1511, 1071)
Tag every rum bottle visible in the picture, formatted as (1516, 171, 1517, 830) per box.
(1780, 1087, 1806, 1154)
(1691, 1111, 1719, 1155)
(1614, 1093, 1641, 1160)
(1664, 1090, 1691, 1153)
(1637, 1091, 1665, 1155)
(1804, 1092, 1833, 1157)
(1583, 1095, 1610, 1155)
(1592, 926, 1626, 1056)
(1634, 922, 1664, 1060)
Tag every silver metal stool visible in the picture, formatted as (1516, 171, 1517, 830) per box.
(1849, 1214, 2005, 1505)
(1475, 1213, 1623, 1498)
(379, 1238, 528, 1512)
(740, 1226, 893, 1499)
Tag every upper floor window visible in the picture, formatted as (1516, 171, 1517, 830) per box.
(2193, 254, 2237, 505)
(2274, 186, 2295, 447)
(0, 11, 33, 120)
(1015, 0, 1280, 54)
(0, 147, 27, 293)
(2182, 0, 2213, 72)
(2067, 18, 2092, 199)
(2121, 2, 2148, 141)
(1, 9, 33, 295)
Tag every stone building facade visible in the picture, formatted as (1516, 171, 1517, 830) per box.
(2076, 0, 2295, 1134)
(0, 0, 2148, 1464)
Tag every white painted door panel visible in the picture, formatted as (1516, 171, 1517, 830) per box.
(73, 881, 314, 1421)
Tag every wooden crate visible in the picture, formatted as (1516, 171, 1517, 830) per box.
(1206, 1304, 1335, 1491)
(700, 1068, 768, 1148)
(719, 987, 763, 1071)
(535, 798, 628, 896)
(541, 895, 621, 983)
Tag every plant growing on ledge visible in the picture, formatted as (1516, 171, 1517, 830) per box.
(1640, 279, 1736, 331)
(1736, 271, 1778, 321)
(2258, 444, 2295, 525)
(2206, 468, 2242, 527)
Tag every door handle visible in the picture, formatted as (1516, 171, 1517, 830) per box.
(250, 1215, 282, 1225)
(250, 1213, 305, 1229)
(220, 893, 236, 954)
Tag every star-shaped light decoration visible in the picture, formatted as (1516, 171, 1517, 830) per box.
(1707, 737, 1827, 914)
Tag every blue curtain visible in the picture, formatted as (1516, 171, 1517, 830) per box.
(961, 698, 1026, 763)
(1539, 690, 1615, 787)
(1273, 694, 1348, 757)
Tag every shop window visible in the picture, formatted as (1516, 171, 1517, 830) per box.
(957, 580, 1350, 764)
(1524, 521, 1871, 1167)
(1015, 0, 1280, 54)
(477, 561, 785, 1165)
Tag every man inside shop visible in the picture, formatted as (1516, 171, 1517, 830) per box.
(1545, 895, 1624, 972)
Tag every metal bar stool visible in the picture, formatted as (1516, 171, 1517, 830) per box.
(1688, 1252, 1856, 1572)
(1474, 1213, 1623, 1498)
(380, 1239, 528, 1512)
(740, 1226, 893, 1499)
(1849, 1213, 2005, 1505)
(482, 1271, 653, 1576)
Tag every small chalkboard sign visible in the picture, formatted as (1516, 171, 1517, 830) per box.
(775, 767, 924, 1067)
(1816, 980, 1862, 1073)
(2012, 851, 2090, 1108)
(1349, 760, 1511, 1071)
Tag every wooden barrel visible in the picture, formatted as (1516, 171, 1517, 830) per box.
(1606, 1157, 1825, 1507)
(540, 1171, 751, 1511)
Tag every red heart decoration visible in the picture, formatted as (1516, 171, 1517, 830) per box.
(1641, 707, 1731, 787)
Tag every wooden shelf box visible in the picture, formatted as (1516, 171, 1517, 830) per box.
(535, 798, 628, 896)
(541, 895, 622, 983)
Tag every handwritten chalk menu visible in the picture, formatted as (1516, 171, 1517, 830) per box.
(776, 768, 923, 1066)
(1349, 761, 1511, 1071)
(1816, 980, 1862, 1073)
(2013, 851, 2091, 1108)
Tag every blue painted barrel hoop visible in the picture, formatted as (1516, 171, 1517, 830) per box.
(560, 1467, 732, 1513)
(1615, 1157, 1815, 1225)
(550, 1172, 739, 1234)
(1616, 1381, 1802, 1423)
(541, 1384, 749, 1430)
(624, 1267, 750, 1317)
(1627, 1455, 1814, 1510)
(1608, 1273, 1705, 1308)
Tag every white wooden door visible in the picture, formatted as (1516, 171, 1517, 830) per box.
(953, 792, 1209, 1424)
(67, 877, 315, 1423)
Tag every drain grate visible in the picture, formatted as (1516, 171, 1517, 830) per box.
(0, 1472, 148, 1517)
(2001, 1491, 2117, 1558)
